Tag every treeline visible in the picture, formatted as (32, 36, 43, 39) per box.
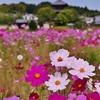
(0, 1, 100, 17)
(0, 2, 51, 14)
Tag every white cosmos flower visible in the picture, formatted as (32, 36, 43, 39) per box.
(17, 55, 23, 60)
(0, 58, 2, 62)
(49, 49, 74, 68)
(69, 58, 95, 79)
(87, 78, 100, 94)
(45, 72, 70, 92)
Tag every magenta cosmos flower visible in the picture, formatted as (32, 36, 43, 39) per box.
(72, 78, 87, 92)
(25, 65, 50, 86)
(29, 91, 39, 100)
(49, 92, 66, 100)
(3, 96, 20, 100)
(87, 92, 100, 100)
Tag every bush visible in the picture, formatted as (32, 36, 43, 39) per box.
(38, 20, 44, 27)
(74, 21, 83, 29)
(0, 13, 13, 25)
(28, 20, 37, 31)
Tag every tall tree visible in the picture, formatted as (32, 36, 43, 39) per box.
(60, 9, 79, 23)
(37, 7, 55, 23)
(26, 4, 37, 14)
(37, 2, 51, 9)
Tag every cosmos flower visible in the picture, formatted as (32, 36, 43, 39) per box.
(72, 78, 87, 92)
(45, 72, 70, 92)
(87, 92, 100, 100)
(77, 94, 86, 100)
(15, 62, 24, 70)
(0, 88, 6, 93)
(21, 24, 26, 28)
(31, 61, 37, 66)
(29, 92, 39, 100)
(17, 55, 23, 60)
(48, 92, 66, 100)
(25, 65, 50, 86)
(69, 58, 95, 79)
(87, 78, 100, 94)
(34, 55, 40, 61)
(67, 93, 77, 100)
(0, 58, 2, 62)
(98, 64, 100, 70)
(3, 96, 20, 100)
(49, 49, 75, 68)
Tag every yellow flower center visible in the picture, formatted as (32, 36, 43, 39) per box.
(92, 87, 97, 90)
(92, 80, 97, 83)
(34, 73, 40, 78)
(58, 57, 63, 62)
(80, 68, 85, 72)
(78, 84, 82, 88)
(55, 80, 61, 85)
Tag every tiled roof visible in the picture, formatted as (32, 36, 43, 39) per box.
(52, 0, 68, 5)
(15, 19, 28, 23)
(95, 15, 100, 21)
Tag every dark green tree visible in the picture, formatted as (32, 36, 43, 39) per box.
(26, 4, 37, 14)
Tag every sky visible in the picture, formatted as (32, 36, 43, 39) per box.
(0, 0, 100, 11)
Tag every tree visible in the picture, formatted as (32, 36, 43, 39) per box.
(37, 7, 55, 23)
(56, 13, 68, 25)
(26, 4, 37, 14)
(16, 4, 26, 13)
(37, 2, 51, 9)
(60, 9, 79, 23)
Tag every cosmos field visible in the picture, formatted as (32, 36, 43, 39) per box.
(1, 27, 100, 100)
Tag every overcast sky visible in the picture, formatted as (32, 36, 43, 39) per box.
(0, 0, 100, 11)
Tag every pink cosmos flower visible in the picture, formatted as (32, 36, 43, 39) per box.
(21, 24, 26, 28)
(67, 93, 77, 100)
(67, 93, 86, 100)
(77, 94, 86, 100)
(3, 96, 20, 100)
(25, 65, 50, 86)
(31, 61, 37, 66)
(48, 92, 66, 100)
(34, 55, 40, 61)
(98, 64, 100, 70)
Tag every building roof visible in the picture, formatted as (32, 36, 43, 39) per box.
(95, 15, 100, 21)
(52, 0, 68, 5)
(85, 17, 94, 24)
(15, 19, 28, 23)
